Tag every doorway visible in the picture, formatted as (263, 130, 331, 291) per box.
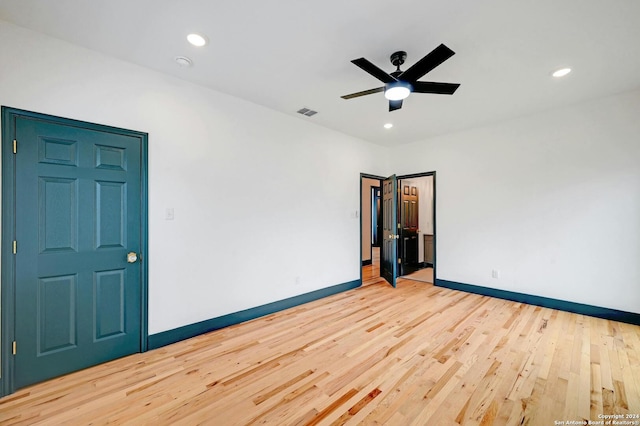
(1, 107, 149, 395)
(361, 175, 385, 286)
(397, 174, 435, 283)
(360, 172, 436, 288)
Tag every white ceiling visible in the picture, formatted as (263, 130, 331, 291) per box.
(1, 0, 639, 146)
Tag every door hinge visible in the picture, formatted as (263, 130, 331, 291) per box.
(12, 341, 17, 355)
(13, 240, 17, 254)
(13, 139, 17, 154)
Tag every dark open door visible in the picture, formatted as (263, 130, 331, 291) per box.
(381, 175, 398, 287)
(9, 111, 145, 389)
(399, 182, 419, 276)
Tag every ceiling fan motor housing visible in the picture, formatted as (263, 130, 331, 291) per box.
(390, 50, 407, 68)
(390, 51, 407, 68)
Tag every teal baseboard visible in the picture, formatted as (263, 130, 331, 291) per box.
(148, 279, 361, 350)
(435, 279, 640, 326)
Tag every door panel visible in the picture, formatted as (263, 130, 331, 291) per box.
(39, 177, 78, 252)
(96, 180, 126, 248)
(95, 269, 126, 340)
(380, 175, 398, 287)
(14, 116, 142, 389)
(37, 274, 77, 355)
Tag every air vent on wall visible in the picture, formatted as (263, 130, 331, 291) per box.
(297, 107, 318, 117)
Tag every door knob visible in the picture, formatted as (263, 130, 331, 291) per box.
(127, 252, 138, 263)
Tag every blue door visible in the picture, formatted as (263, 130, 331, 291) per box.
(12, 114, 144, 388)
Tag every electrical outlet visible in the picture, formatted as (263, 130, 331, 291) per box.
(492, 269, 501, 279)
(295, 276, 301, 285)
(165, 208, 174, 220)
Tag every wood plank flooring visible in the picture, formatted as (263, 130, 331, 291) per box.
(1, 279, 639, 425)
(364, 247, 434, 285)
(403, 267, 434, 284)
(362, 246, 383, 287)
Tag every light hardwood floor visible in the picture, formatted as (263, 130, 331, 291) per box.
(363, 247, 434, 285)
(404, 267, 434, 284)
(362, 247, 384, 287)
(1, 279, 639, 425)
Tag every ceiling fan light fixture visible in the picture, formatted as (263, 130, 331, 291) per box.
(384, 82, 412, 101)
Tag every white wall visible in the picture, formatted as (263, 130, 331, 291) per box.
(1, 17, 637, 342)
(392, 89, 640, 314)
(0, 20, 389, 334)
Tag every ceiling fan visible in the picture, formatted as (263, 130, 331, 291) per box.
(341, 44, 460, 112)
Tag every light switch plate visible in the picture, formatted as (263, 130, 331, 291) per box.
(165, 208, 174, 220)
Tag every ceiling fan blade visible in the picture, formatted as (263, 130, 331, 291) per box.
(351, 58, 397, 84)
(389, 99, 403, 112)
(341, 87, 384, 99)
(399, 44, 455, 82)
(412, 81, 460, 95)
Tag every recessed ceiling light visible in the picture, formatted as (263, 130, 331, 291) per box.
(552, 67, 571, 78)
(384, 123, 393, 129)
(175, 56, 193, 67)
(187, 33, 208, 47)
